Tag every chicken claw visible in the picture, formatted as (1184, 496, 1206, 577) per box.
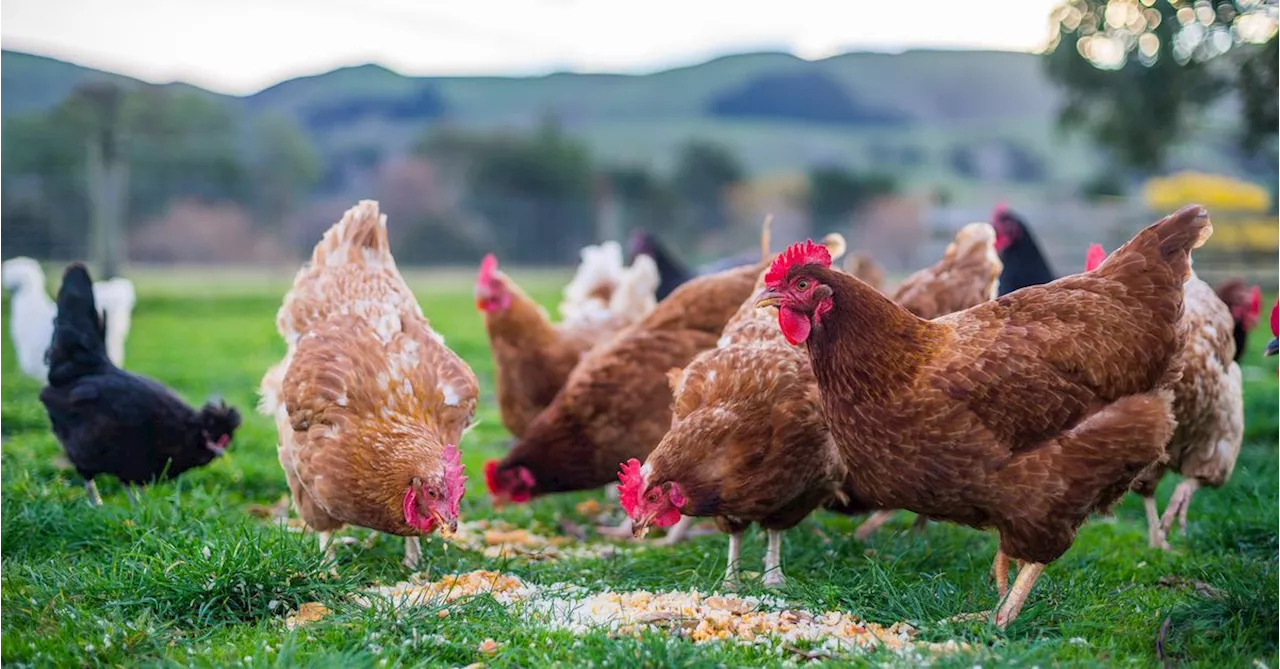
(993, 562, 1044, 629)
(1160, 479, 1201, 538)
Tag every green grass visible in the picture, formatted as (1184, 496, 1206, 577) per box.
(3, 271, 1277, 667)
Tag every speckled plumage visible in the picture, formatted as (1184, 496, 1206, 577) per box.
(259, 201, 478, 537)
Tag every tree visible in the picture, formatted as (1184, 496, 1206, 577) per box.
(1045, 0, 1278, 171)
(672, 140, 746, 232)
(414, 121, 597, 263)
(806, 166, 897, 233)
(248, 113, 321, 227)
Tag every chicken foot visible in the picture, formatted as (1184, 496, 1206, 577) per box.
(403, 536, 422, 570)
(317, 531, 338, 572)
(84, 480, 103, 508)
(1143, 496, 1171, 550)
(1160, 478, 1201, 538)
(993, 561, 1045, 629)
(722, 531, 743, 591)
(762, 529, 786, 587)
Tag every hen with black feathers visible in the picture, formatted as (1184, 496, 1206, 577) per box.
(39, 263, 241, 506)
(991, 204, 1056, 296)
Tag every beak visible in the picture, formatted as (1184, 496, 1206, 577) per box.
(754, 289, 783, 310)
(1266, 338, 1278, 357)
(631, 515, 654, 538)
(432, 509, 458, 537)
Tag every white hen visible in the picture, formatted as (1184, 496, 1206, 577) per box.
(1, 257, 136, 382)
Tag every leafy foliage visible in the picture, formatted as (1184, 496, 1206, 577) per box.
(1045, 0, 1278, 170)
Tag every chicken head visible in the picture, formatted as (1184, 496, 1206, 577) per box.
(753, 240, 835, 346)
(484, 460, 536, 506)
(618, 458, 685, 537)
(404, 444, 465, 534)
(475, 254, 512, 312)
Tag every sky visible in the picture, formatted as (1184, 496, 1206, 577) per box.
(2, 0, 1063, 96)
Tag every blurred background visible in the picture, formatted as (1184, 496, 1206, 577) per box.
(2, 0, 1276, 286)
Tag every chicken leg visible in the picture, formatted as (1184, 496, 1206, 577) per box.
(403, 536, 422, 570)
(84, 480, 103, 508)
(993, 561, 1044, 629)
(317, 531, 338, 565)
(992, 550, 1010, 600)
(722, 531, 743, 590)
(762, 529, 786, 587)
(1143, 496, 1171, 550)
(853, 510, 895, 541)
(1160, 478, 1201, 537)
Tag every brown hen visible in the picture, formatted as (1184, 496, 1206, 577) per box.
(620, 235, 849, 587)
(259, 201, 478, 570)
(849, 221, 1004, 539)
(483, 257, 765, 510)
(1087, 246, 1257, 549)
(754, 205, 1212, 627)
(477, 251, 658, 438)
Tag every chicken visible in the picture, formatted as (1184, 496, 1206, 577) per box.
(619, 235, 848, 588)
(847, 222, 1004, 540)
(842, 252, 885, 294)
(40, 263, 240, 506)
(259, 201, 478, 570)
(1085, 244, 1253, 549)
(484, 251, 768, 509)
(990, 204, 1056, 296)
(1213, 278, 1263, 362)
(476, 250, 659, 438)
(753, 205, 1212, 628)
(558, 240, 640, 322)
(2, 257, 136, 382)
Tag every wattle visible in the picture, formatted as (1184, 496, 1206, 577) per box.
(654, 507, 683, 527)
(778, 307, 811, 345)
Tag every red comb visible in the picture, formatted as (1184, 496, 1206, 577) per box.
(618, 458, 645, 516)
(1271, 301, 1278, 337)
(483, 460, 500, 495)
(1248, 286, 1262, 320)
(993, 202, 1009, 219)
(764, 240, 832, 286)
(1085, 244, 1107, 272)
(477, 253, 498, 286)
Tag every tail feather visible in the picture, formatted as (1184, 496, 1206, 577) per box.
(820, 233, 848, 262)
(760, 214, 773, 261)
(310, 200, 391, 267)
(46, 263, 111, 384)
(1095, 205, 1211, 287)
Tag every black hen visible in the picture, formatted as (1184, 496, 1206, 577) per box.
(991, 204, 1056, 296)
(40, 263, 241, 506)
(626, 228, 758, 300)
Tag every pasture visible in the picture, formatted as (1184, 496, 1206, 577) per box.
(2, 268, 1277, 667)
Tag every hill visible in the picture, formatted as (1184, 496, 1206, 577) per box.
(0, 48, 1252, 197)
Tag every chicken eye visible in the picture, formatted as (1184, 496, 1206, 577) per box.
(796, 279, 811, 291)
(426, 488, 440, 500)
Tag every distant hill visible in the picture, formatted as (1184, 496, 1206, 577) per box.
(0, 48, 1252, 197)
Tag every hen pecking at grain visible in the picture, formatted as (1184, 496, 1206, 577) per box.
(620, 235, 848, 587)
(754, 205, 1212, 628)
(260, 201, 478, 570)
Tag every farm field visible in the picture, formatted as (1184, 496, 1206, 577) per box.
(2, 269, 1277, 667)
